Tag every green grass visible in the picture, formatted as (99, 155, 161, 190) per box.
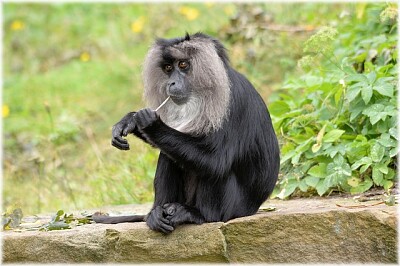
(3, 3, 355, 215)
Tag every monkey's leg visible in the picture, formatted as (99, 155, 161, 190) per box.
(146, 153, 185, 233)
(163, 203, 205, 228)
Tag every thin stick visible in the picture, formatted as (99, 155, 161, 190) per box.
(154, 96, 171, 112)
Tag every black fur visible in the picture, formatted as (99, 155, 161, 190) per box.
(98, 33, 280, 233)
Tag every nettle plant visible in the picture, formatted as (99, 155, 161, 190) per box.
(271, 5, 397, 198)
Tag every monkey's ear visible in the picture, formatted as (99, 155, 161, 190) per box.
(184, 32, 191, 41)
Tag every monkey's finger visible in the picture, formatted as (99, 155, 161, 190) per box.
(113, 142, 129, 150)
(136, 108, 159, 129)
(160, 217, 171, 225)
(112, 135, 128, 146)
(122, 123, 135, 136)
(159, 222, 174, 234)
(111, 142, 129, 151)
(156, 219, 174, 233)
(112, 125, 125, 137)
(145, 108, 159, 120)
(112, 143, 129, 151)
(111, 137, 130, 150)
(148, 218, 173, 234)
(113, 134, 128, 144)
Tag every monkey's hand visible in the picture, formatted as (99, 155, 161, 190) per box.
(135, 108, 160, 129)
(111, 112, 137, 150)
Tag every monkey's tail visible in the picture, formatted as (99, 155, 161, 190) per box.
(92, 213, 146, 224)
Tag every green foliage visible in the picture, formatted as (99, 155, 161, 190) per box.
(2, 208, 92, 232)
(303, 26, 338, 55)
(271, 4, 398, 198)
(220, 4, 341, 92)
(39, 210, 92, 231)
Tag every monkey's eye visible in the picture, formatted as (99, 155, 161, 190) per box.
(178, 61, 189, 70)
(164, 64, 173, 73)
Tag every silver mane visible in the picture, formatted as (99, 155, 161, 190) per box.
(143, 35, 231, 135)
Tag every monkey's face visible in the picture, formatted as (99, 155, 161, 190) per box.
(162, 60, 191, 105)
(143, 33, 231, 134)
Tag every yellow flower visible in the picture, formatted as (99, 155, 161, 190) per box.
(223, 6, 235, 16)
(179, 7, 200, 21)
(131, 16, 145, 33)
(3, 105, 10, 118)
(10, 20, 25, 31)
(356, 3, 367, 19)
(80, 52, 90, 62)
(205, 2, 215, 8)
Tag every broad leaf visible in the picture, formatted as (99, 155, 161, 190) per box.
(378, 133, 397, 148)
(382, 180, 394, 191)
(269, 101, 291, 116)
(366, 71, 377, 84)
(345, 73, 368, 83)
(347, 177, 360, 187)
(360, 164, 370, 174)
(351, 157, 372, 170)
(323, 129, 345, 143)
(276, 180, 298, 199)
(375, 163, 389, 174)
(298, 179, 309, 192)
(372, 167, 383, 185)
(316, 180, 329, 196)
(280, 150, 296, 164)
(305, 175, 320, 187)
(389, 128, 398, 140)
(370, 142, 385, 162)
(362, 104, 388, 125)
(350, 177, 373, 194)
(374, 77, 394, 97)
(334, 85, 343, 105)
(346, 85, 362, 102)
(361, 85, 373, 104)
(349, 99, 366, 121)
(307, 163, 327, 178)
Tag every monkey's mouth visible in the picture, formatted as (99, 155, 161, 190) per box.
(169, 94, 189, 105)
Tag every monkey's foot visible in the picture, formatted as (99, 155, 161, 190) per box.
(146, 206, 174, 234)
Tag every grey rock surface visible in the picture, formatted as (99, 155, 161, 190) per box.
(2, 198, 397, 263)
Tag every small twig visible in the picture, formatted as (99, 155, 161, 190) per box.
(154, 96, 171, 112)
(336, 201, 385, 209)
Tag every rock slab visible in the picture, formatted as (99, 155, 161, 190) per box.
(2, 198, 397, 263)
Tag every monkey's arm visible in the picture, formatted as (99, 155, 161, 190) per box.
(136, 109, 234, 178)
(111, 112, 150, 150)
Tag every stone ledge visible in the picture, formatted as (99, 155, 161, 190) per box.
(2, 198, 398, 263)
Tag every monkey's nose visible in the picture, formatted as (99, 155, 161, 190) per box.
(167, 83, 183, 97)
